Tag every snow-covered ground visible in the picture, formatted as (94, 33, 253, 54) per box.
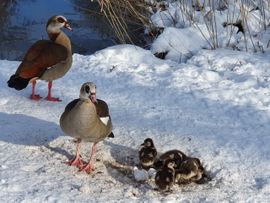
(149, 0, 270, 62)
(1, 0, 270, 202)
(0, 44, 270, 202)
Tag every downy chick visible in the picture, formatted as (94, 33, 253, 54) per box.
(139, 138, 157, 170)
(154, 149, 187, 170)
(155, 159, 175, 192)
(175, 157, 204, 184)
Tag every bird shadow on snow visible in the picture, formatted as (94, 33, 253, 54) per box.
(0, 112, 60, 146)
(102, 140, 152, 192)
(104, 140, 138, 166)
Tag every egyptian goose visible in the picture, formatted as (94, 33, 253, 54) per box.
(139, 138, 157, 170)
(154, 149, 187, 170)
(7, 15, 73, 101)
(155, 159, 175, 192)
(60, 82, 114, 173)
(175, 157, 205, 184)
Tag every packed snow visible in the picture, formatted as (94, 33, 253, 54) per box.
(1, 0, 270, 202)
(0, 44, 269, 202)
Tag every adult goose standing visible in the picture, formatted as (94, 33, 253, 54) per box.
(7, 15, 73, 101)
(60, 82, 114, 173)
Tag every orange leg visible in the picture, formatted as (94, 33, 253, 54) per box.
(30, 81, 42, 101)
(45, 81, 61, 102)
(79, 143, 97, 174)
(66, 139, 84, 168)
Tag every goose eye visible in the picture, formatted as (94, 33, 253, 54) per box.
(57, 17, 65, 23)
(85, 85, 90, 94)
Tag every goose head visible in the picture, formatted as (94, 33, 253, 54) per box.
(46, 15, 72, 33)
(80, 82, 97, 103)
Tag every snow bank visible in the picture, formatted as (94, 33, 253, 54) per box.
(0, 44, 269, 202)
(149, 0, 270, 62)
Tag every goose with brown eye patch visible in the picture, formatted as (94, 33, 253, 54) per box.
(7, 15, 72, 101)
(60, 82, 114, 174)
(139, 138, 157, 170)
(57, 16, 72, 31)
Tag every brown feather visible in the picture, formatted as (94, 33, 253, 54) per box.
(95, 99, 110, 118)
(16, 40, 68, 79)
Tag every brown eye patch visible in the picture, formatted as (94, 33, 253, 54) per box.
(57, 17, 65, 23)
(85, 85, 90, 94)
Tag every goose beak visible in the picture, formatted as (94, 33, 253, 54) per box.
(64, 22, 72, 31)
(90, 93, 97, 103)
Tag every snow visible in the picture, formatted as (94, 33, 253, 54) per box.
(150, 0, 270, 60)
(133, 167, 149, 182)
(151, 27, 208, 62)
(1, 0, 270, 201)
(1, 44, 270, 202)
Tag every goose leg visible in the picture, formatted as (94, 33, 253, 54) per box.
(45, 81, 61, 102)
(30, 80, 42, 101)
(66, 139, 83, 168)
(79, 143, 97, 174)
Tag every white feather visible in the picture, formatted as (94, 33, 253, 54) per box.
(100, 116, 109, 125)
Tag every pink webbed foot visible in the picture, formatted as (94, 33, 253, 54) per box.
(79, 163, 94, 174)
(45, 81, 61, 102)
(30, 94, 42, 101)
(66, 156, 84, 168)
(30, 81, 41, 101)
(79, 143, 97, 173)
(45, 96, 61, 102)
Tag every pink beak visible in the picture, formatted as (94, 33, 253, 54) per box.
(64, 22, 72, 31)
(90, 93, 97, 103)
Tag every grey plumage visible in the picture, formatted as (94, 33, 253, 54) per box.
(60, 82, 113, 173)
(60, 82, 112, 142)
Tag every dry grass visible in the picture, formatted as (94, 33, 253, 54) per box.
(94, 0, 270, 52)
(97, 0, 151, 44)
